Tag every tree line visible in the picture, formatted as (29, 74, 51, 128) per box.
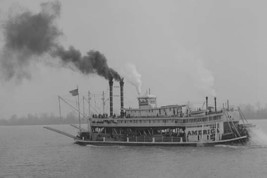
(0, 104, 266, 125)
(239, 103, 267, 120)
(0, 112, 84, 126)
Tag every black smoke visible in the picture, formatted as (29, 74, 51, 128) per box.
(0, 1, 121, 81)
(53, 46, 121, 80)
(4, 2, 61, 55)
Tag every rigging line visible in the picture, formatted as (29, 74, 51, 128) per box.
(63, 97, 77, 104)
(82, 94, 99, 115)
(93, 95, 104, 112)
(85, 91, 102, 96)
(238, 108, 246, 124)
(94, 94, 97, 106)
(224, 110, 236, 137)
(90, 106, 100, 114)
(58, 96, 88, 118)
(224, 111, 241, 138)
(238, 107, 249, 124)
(227, 112, 241, 137)
(94, 104, 102, 114)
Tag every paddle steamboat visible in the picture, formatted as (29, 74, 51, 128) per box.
(76, 78, 250, 146)
(45, 78, 251, 146)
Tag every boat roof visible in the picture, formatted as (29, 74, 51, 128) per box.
(125, 104, 185, 111)
(137, 94, 156, 99)
(160, 104, 185, 108)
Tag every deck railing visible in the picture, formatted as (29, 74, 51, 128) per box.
(92, 113, 224, 127)
(102, 135, 186, 143)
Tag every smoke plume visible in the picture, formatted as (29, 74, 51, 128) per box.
(189, 58, 216, 97)
(122, 63, 142, 95)
(195, 59, 216, 96)
(0, 1, 121, 81)
(0, 1, 61, 80)
(53, 46, 121, 81)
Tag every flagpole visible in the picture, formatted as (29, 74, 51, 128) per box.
(77, 86, 81, 132)
(83, 96, 85, 120)
(88, 91, 91, 117)
(88, 91, 91, 135)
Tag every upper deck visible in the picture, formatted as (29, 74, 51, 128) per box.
(90, 91, 240, 128)
(90, 110, 240, 128)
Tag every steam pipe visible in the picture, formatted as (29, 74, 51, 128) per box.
(206, 96, 208, 111)
(109, 78, 113, 117)
(120, 78, 124, 117)
(214, 97, 217, 113)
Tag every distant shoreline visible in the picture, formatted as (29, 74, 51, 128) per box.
(0, 118, 266, 126)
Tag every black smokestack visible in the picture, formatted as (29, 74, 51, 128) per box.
(109, 78, 113, 117)
(214, 97, 217, 113)
(0, 1, 121, 82)
(120, 78, 124, 117)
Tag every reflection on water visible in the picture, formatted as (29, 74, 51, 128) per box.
(0, 120, 267, 178)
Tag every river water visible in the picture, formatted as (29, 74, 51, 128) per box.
(0, 120, 267, 178)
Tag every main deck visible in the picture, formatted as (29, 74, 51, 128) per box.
(75, 135, 248, 146)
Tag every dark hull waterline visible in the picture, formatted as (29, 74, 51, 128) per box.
(74, 136, 248, 147)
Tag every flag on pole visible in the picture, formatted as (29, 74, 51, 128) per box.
(69, 88, 78, 96)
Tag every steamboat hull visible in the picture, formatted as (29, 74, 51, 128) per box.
(74, 135, 248, 147)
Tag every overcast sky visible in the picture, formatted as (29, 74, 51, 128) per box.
(0, 0, 267, 119)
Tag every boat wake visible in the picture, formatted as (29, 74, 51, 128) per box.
(85, 145, 126, 149)
(214, 127, 267, 149)
(214, 145, 240, 149)
(249, 126, 267, 146)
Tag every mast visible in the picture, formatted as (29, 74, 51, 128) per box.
(102, 91, 105, 114)
(88, 91, 92, 134)
(77, 86, 81, 132)
(88, 91, 91, 117)
(83, 96, 85, 120)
